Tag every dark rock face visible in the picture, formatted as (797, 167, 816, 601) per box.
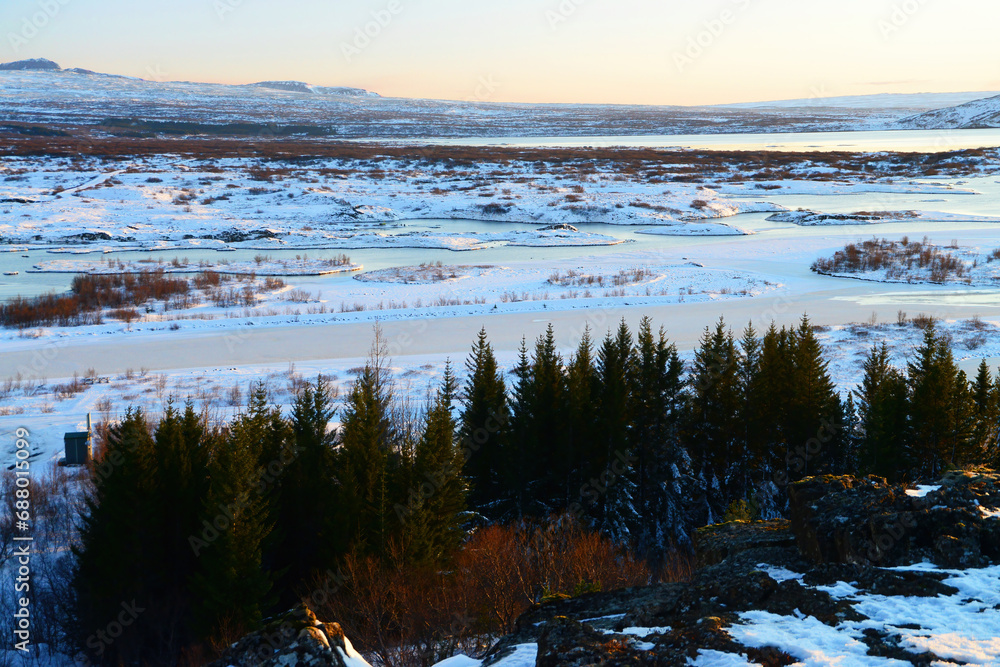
(200, 228, 280, 243)
(61, 231, 117, 242)
(788, 471, 1000, 568)
(206, 605, 358, 667)
(694, 518, 795, 568)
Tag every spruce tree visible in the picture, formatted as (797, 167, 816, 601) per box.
(970, 360, 999, 466)
(404, 377, 468, 565)
(907, 325, 974, 476)
(73, 409, 157, 665)
(631, 317, 688, 555)
(786, 316, 845, 477)
(855, 343, 908, 480)
(147, 401, 210, 655)
(686, 318, 742, 521)
(593, 321, 639, 542)
(507, 337, 534, 517)
(190, 402, 275, 642)
(516, 325, 568, 513)
(565, 328, 599, 503)
(337, 328, 401, 558)
(459, 328, 509, 519)
(737, 323, 764, 500)
(269, 377, 341, 602)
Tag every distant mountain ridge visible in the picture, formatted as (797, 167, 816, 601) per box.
(0, 57, 60, 71)
(902, 94, 1000, 129)
(249, 80, 380, 97)
(0, 58, 380, 97)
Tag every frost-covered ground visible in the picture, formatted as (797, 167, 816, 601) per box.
(0, 249, 785, 349)
(0, 154, 783, 249)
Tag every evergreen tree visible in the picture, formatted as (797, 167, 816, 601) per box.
(190, 398, 275, 641)
(147, 401, 210, 655)
(565, 328, 599, 503)
(269, 378, 341, 603)
(593, 321, 639, 542)
(907, 325, 974, 476)
(738, 323, 764, 499)
(756, 324, 794, 474)
(459, 328, 509, 519)
(337, 330, 400, 558)
(404, 377, 468, 565)
(786, 316, 845, 477)
(970, 360, 999, 466)
(73, 409, 158, 665)
(516, 325, 568, 513)
(507, 337, 533, 518)
(440, 358, 459, 407)
(631, 317, 688, 555)
(686, 318, 742, 522)
(855, 343, 908, 480)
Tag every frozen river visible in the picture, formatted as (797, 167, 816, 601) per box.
(2, 165, 1000, 379)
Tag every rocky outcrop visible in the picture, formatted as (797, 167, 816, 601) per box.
(215, 473, 1000, 666)
(206, 605, 368, 667)
(199, 228, 280, 243)
(693, 518, 795, 568)
(475, 471, 1000, 666)
(788, 471, 1000, 568)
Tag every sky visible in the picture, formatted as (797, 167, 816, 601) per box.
(2, 0, 999, 106)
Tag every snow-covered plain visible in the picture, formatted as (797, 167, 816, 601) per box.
(0, 154, 785, 249)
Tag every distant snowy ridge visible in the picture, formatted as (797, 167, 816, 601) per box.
(724, 91, 1000, 111)
(248, 80, 380, 97)
(0, 58, 379, 97)
(0, 57, 59, 70)
(902, 93, 1000, 129)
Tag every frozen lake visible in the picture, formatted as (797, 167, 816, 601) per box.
(394, 128, 1000, 153)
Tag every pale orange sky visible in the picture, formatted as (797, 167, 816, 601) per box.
(3, 0, 999, 105)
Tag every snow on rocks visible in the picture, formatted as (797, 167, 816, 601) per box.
(905, 485, 941, 498)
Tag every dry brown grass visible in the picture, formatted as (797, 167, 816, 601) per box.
(4, 133, 993, 183)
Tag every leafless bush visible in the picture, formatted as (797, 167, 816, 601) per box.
(812, 237, 968, 283)
(314, 516, 665, 666)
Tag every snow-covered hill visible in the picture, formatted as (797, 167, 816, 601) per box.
(723, 91, 1000, 111)
(0, 57, 59, 70)
(0, 58, 972, 139)
(249, 80, 379, 97)
(902, 94, 1000, 129)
